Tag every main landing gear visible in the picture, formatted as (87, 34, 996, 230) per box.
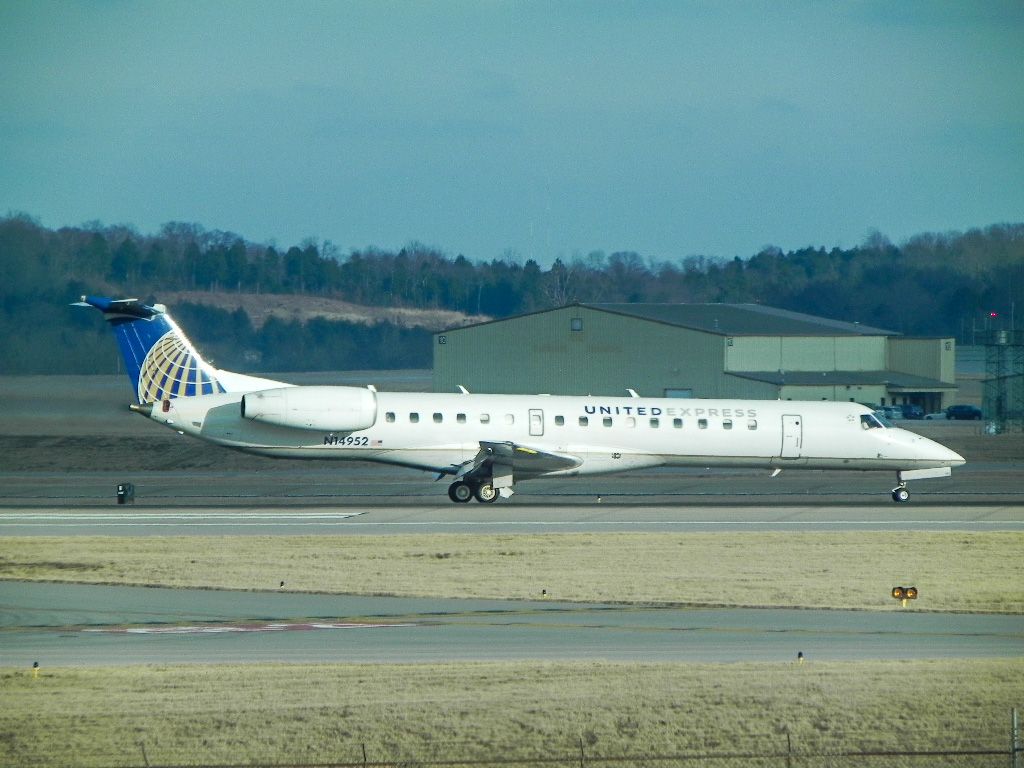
(891, 483, 910, 503)
(447, 480, 499, 504)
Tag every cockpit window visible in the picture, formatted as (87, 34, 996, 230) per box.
(860, 414, 886, 429)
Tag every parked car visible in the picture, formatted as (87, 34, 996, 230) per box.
(873, 406, 902, 423)
(901, 405, 924, 420)
(945, 404, 983, 420)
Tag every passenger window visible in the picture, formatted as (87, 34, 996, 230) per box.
(698, 419, 708, 429)
(504, 414, 514, 425)
(673, 418, 683, 428)
(409, 413, 420, 424)
(555, 415, 565, 426)
(579, 416, 589, 427)
(385, 412, 396, 423)
(723, 419, 733, 430)
(748, 419, 758, 430)
(480, 413, 490, 424)
(603, 417, 613, 427)
(650, 417, 660, 428)
(433, 413, 443, 424)
(457, 413, 466, 424)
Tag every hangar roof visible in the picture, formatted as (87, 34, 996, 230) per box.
(584, 303, 896, 337)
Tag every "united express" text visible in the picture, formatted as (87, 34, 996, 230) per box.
(584, 405, 757, 418)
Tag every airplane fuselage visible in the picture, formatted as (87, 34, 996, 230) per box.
(157, 391, 962, 477)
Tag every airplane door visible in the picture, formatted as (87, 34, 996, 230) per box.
(781, 414, 802, 458)
(529, 409, 544, 437)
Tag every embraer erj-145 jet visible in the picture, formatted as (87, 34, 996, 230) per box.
(78, 296, 965, 503)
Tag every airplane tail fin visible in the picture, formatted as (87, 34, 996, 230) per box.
(75, 296, 226, 404)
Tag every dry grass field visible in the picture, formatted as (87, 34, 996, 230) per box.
(2, 659, 1021, 767)
(2, 531, 1022, 612)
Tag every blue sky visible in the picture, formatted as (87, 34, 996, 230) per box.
(2, 1, 1021, 265)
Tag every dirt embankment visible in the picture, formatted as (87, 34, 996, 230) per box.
(160, 290, 488, 330)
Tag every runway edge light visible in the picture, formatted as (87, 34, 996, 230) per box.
(891, 586, 919, 607)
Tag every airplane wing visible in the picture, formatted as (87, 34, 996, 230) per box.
(455, 440, 582, 488)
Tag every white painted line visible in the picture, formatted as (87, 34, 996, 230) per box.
(84, 621, 412, 634)
(0, 512, 365, 520)
(2, 514, 1021, 529)
(326, 519, 1024, 527)
(0, 523, 367, 528)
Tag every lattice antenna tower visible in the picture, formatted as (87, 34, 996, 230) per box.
(982, 329, 1024, 432)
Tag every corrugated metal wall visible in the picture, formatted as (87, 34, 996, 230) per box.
(727, 336, 887, 372)
(434, 306, 731, 396)
(888, 337, 956, 382)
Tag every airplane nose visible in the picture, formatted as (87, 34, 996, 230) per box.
(923, 436, 965, 466)
(895, 428, 966, 467)
(943, 445, 966, 467)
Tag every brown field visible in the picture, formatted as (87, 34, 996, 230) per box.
(2, 659, 1021, 767)
(3, 531, 1022, 612)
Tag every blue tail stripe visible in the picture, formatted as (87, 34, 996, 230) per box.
(154, 346, 177, 398)
(166, 347, 189, 397)
(79, 295, 222, 403)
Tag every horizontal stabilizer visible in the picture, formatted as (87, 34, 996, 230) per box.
(72, 296, 163, 320)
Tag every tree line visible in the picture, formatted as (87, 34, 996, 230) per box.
(1, 212, 1022, 374)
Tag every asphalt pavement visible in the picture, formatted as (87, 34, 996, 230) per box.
(3, 581, 1022, 666)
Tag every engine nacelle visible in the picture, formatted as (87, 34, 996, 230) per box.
(241, 386, 377, 431)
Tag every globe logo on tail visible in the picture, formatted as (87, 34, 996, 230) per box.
(138, 331, 222, 403)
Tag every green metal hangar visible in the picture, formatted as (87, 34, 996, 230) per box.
(433, 303, 957, 411)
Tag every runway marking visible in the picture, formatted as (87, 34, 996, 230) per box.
(0, 513, 366, 518)
(1, 514, 1022, 530)
(2, 520, 1023, 529)
(84, 621, 411, 634)
(0, 512, 365, 527)
(333, 519, 1024, 527)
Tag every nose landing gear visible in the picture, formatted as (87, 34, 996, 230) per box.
(890, 466, 954, 503)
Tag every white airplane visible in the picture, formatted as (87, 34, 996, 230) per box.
(77, 296, 965, 503)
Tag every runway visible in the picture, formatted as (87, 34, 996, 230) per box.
(3, 581, 1022, 666)
(2, 499, 1023, 535)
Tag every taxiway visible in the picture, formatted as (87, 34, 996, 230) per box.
(3, 581, 1022, 666)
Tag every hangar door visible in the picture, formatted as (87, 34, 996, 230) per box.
(781, 414, 803, 458)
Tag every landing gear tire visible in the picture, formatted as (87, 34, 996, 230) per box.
(448, 481, 474, 503)
(474, 483, 499, 503)
(891, 486, 910, 503)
